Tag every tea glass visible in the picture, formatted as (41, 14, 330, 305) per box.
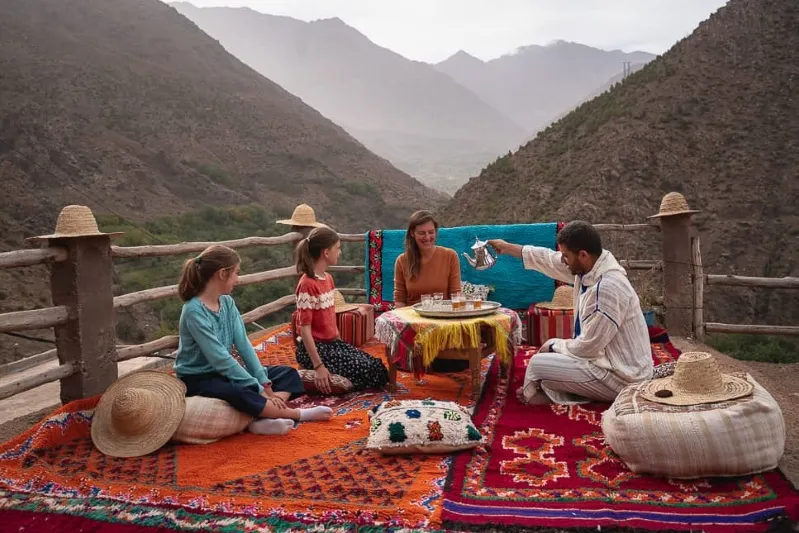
(421, 294, 433, 310)
(433, 292, 444, 310)
(451, 292, 465, 311)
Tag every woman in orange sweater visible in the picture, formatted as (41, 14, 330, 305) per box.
(393, 210, 461, 307)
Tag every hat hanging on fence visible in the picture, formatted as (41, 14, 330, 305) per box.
(639, 351, 753, 406)
(333, 289, 358, 313)
(91, 370, 187, 458)
(648, 192, 700, 218)
(535, 285, 574, 310)
(276, 204, 326, 228)
(28, 205, 124, 242)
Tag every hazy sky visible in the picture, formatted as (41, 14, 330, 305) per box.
(179, 0, 729, 62)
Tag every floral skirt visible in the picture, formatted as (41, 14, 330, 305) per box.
(296, 339, 389, 391)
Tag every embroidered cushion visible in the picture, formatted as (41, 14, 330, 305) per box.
(172, 396, 252, 445)
(336, 304, 375, 347)
(602, 374, 785, 479)
(366, 399, 484, 455)
(298, 369, 354, 396)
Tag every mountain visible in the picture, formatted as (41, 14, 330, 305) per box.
(436, 41, 656, 133)
(0, 0, 445, 360)
(171, 3, 528, 194)
(440, 0, 799, 327)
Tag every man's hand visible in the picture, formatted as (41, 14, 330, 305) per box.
(540, 338, 557, 353)
(487, 239, 524, 259)
(314, 365, 333, 395)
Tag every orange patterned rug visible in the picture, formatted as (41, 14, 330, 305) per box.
(0, 325, 494, 531)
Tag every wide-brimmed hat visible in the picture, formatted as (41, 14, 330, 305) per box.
(276, 204, 325, 227)
(28, 205, 124, 242)
(535, 285, 573, 310)
(648, 192, 700, 218)
(91, 370, 187, 458)
(639, 351, 753, 406)
(334, 289, 358, 313)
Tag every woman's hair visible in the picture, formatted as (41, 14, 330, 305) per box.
(178, 245, 240, 301)
(295, 226, 341, 278)
(404, 210, 439, 280)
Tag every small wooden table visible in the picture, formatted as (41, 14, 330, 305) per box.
(375, 307, 521, 398)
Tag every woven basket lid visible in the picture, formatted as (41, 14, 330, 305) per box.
(91, 370, 186, 458)
(27, 205, 124, 242)
(639, 351, 753, 406)
(648, 192, 700, 218)
(276, 204, 326, 227)
(535, 285, 573, 310)
(333, 289, 358, 313)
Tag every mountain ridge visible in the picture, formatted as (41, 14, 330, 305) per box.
(440, 0, 798, 326)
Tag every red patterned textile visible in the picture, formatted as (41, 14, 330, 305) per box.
(441, 343, 799, 532)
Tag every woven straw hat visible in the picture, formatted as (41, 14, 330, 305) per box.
(535, 285, 574, 310)
(276, 204, 325, 227)
(91, 370, 187, 458)
(334, 289, 358, 313)
(28, 205, 124, 242)
(639, 351, 753, 406)
(648, 192, 700, 218)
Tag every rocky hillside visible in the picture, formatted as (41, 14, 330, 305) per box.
(435, 42, 655, 134)
(441, 0, 799, 326)
(0, 0, 445, 360)
(171, 3, 528, 194)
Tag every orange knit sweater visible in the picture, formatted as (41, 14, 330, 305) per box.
(393, 246, 461, 306)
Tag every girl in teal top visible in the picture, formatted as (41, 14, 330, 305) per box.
(175, 245, 333, 435)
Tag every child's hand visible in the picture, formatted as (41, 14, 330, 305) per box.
(269, 396, 289, 410)
(314, 366, 333, 395)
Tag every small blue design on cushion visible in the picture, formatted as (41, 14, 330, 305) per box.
(405, 409, 421, 419)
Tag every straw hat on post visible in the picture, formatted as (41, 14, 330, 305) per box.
(27, 205, 124, 242)
(91, 370, 187, 458)
(333, 289, 358, 313)
(276, 204, 325, 228)
(535, 285, 573, 310)
(648, 192, 700, 218)
(639, 351, 753, 406)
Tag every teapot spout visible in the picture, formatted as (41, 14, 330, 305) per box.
(462, 252, 477, 268)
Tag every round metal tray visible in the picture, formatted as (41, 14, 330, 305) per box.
(411, 300, 501, 319)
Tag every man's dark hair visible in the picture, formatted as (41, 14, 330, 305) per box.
(556, 221, 602, 256)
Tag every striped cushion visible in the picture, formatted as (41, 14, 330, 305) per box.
(602, 374, 785, 479)
(336, 304, 375, 347)
(526, 305, 574, 346)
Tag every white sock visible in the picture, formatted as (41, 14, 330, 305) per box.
(248, 418, 294, 435)
(298, 406, 334, 422)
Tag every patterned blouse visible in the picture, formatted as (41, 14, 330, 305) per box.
(295, 273, 338, 342)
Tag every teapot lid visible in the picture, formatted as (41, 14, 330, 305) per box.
(471, 237, 488, 250)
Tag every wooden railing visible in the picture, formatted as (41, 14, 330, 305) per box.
(0, 195, 795, 408)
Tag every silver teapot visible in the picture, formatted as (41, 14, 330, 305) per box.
(463, 237, 497, 271)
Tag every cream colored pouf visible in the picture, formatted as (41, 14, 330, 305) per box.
(172, 396, 253, 445)
(601, 374, 785, 479)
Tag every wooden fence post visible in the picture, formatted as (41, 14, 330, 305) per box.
(654, 194, 698, 337)
(49, 235, 118, 403)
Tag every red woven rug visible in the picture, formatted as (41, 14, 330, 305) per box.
(441, 344, 799, 533)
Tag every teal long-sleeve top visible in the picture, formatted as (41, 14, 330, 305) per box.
(174, 295, 270, 393)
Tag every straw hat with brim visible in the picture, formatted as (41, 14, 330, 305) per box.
(334, 289, 358, 313)
(91, 370, 187, 458)
(28, 205, 124, 242)
(639, 351, 753, 406)
(276, 204, 325, 227)
(648, 192, 701, 218)
(535, 285, 574, 310)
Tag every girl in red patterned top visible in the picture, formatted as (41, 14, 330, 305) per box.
(295, 227, 389, 394)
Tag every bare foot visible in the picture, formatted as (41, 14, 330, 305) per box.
(516, 387, 552, 405)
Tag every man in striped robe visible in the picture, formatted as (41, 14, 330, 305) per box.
(489, 221, 652, 405)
